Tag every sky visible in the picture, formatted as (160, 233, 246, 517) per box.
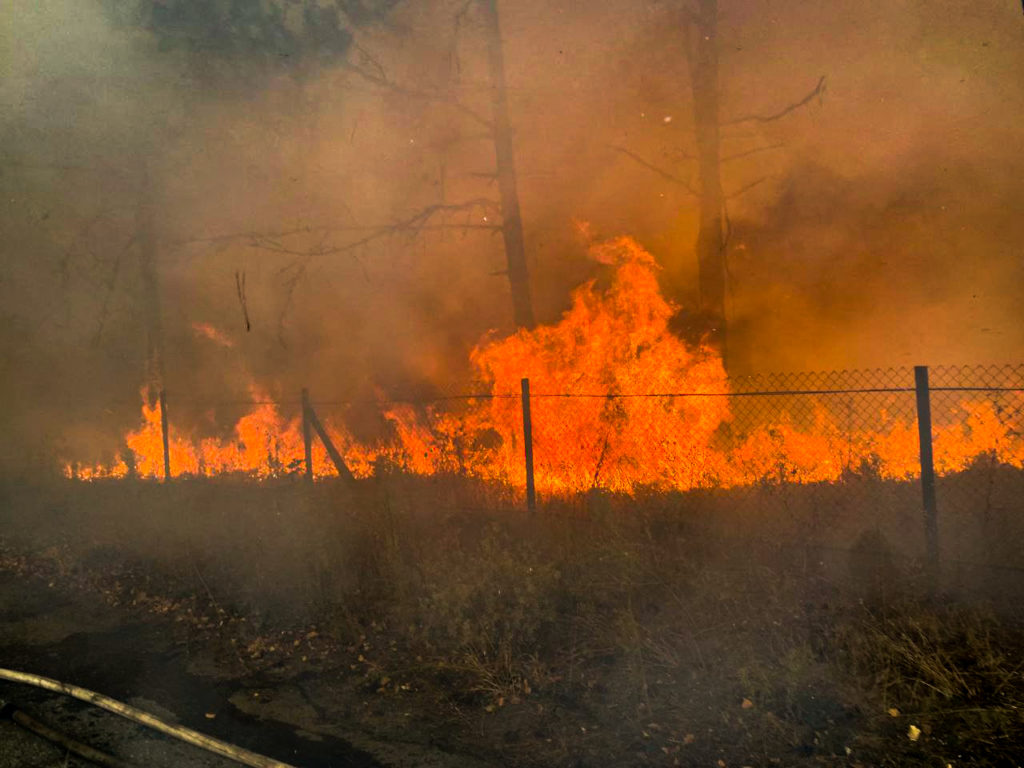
(1, 0, 1022, 470)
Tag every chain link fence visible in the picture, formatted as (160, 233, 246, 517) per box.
(65, 364, 1024, 591)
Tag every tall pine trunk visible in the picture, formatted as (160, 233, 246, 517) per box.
(688, 0, 727, 359)
(481, 0, 536, 329)
(136, 161, 164, 403)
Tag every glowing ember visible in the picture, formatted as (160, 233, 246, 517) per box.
(192, 322, 234, 348)
(64, 238, 1024, 492)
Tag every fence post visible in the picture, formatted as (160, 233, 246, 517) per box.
(301, 388, 313, 483)
(914, 366, 940, 574)
(521, 378, 536, 512)
(158, 389, 171, 482)
(303, 390, 355, 483)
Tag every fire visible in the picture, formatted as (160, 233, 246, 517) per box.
(442, 237, 732, 492)
(67, 390, 374, 481)
(65, 237, 1024, 492)
(192, 322, 234, 348)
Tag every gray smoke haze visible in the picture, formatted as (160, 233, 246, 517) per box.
(2, 0, 1022, 472)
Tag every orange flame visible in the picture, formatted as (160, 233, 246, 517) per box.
(65, 237, 1024, 491)
(192, 322, 234, 348)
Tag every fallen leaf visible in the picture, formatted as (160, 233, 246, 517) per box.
(204, 712, 216, 719)
(888, 707, 900, 718)
(908, 724, 921, 742)
(741, 698, 754, 709)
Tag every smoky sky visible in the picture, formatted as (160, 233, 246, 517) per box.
(1, 0, 1022, 471)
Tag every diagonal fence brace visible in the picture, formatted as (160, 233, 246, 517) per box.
(302, 389, 355, 483)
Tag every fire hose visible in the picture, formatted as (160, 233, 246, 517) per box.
(0, 668, 298, 768)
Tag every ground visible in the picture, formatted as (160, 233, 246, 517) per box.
(0, 569, 494, 768)
(2, 476, 1024, 767)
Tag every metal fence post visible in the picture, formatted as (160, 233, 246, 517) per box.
(301, 388, 313, 483)
(158, 389, 171, 482)
(914, 366, 940, 573)
(521, 378, 536, 512)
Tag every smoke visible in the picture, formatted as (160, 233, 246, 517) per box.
(1, 0, 1022, 473)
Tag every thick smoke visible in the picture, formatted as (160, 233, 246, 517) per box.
(1, 0, 1022, 473)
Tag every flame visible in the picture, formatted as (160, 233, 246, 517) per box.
(192, 322, 234, 348)
(65, 237, 1024, 491)
(443, 237, 732, 492)
(66, 390, 376, 481)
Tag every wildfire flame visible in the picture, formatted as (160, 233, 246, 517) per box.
(65, 237, 1024, 492)
(192, 322, 234, 348)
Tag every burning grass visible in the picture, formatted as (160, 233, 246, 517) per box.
(62, 237, 1024, 494)
(3, 471, 1024, 766)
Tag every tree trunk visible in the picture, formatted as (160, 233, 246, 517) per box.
(136, 161, 165, 403)
(688, 0, 727, 359)
(480, 0, 536, 330)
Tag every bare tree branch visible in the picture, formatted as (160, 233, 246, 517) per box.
(235, 270, 251, 331)
(721, 142, 785, 163)
(611, 145, 698, 196)
(229, 198, 502, 259)
(724, 75, 826, 125)
(449, 0, 476, 77)
(726, 175, 771, 200)
(324, 3, 492, 136)
(92, 235, 136, 346)
(350, 43, 388, 82)
(170, 213, 499, 255)
(340, 59, 492, 129)
(265, 195, 500, 341)
(276, 260, 306, 348)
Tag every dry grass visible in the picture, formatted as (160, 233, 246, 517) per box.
(2, 470, 1024, 766)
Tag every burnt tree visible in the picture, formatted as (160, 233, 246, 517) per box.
(619, 0, 824, 366)
(135, 161, 165, 402)
(110, 0, 367, 391)
(480, 0, 535, 329)
(682, 0, 824, 364)
(278, 0, 538, 329)
(128, 0, 537, 331)
(684, 0, 727, 356)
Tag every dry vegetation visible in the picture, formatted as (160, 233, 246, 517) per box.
(2, 471, 1024, 767)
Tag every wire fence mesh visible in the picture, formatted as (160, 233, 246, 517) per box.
(925, 365, 1024, 584)
(71, 365, 1024, 485)
(64, 364, 1024, 585)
